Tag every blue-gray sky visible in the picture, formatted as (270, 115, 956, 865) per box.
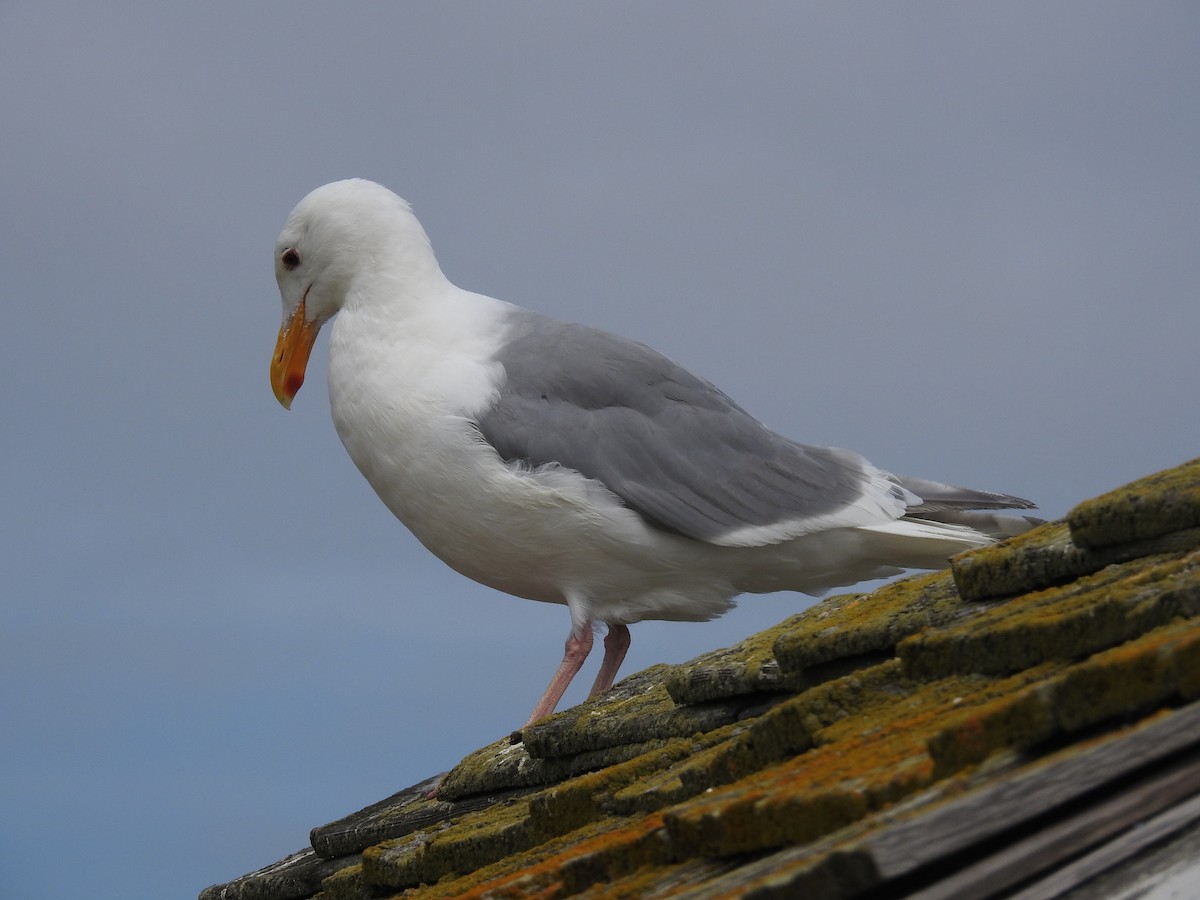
(2, 4, 1197, 898)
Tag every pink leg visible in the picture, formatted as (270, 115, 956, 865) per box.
(588, 623, 631, 698)
(524, 626, 594, 726)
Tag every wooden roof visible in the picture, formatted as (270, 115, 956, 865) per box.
(201, 457, 1200, 900)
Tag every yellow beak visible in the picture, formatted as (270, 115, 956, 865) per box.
(270, 299, 321, 409)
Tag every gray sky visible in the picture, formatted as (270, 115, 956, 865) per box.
(2, 4, 1197, 898)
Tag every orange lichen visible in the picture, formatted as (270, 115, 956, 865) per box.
(424, 814, 670, 900)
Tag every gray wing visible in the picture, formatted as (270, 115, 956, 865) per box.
(476, 313, 905, 546)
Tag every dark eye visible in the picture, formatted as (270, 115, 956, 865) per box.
(281, 248, 301, 270)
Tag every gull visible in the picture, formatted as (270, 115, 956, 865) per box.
(269, 179, 1036, 726)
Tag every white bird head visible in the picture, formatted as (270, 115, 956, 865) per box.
(270, 179, 440, 408)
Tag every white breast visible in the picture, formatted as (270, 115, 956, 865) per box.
(326, 292, 642, 604)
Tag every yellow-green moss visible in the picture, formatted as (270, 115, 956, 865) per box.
(1069, 458, 1200, 548)
(772, 574, 974, 676)
(365, 796, 534, 888)
(527, 736, 702, 832)
(660, 671, 983, 856)
(1052, 617, 1200, 726)
(406, 813, 671, 900)
(928, 617, 1200, 774)
(521, 665, 729, 760)
(666, 611, 812, 705)
(901, 548, 1200, 679)
(317, 862, 364, 900)
(438, 736, 546, 800)
(953, 518, 1200, 603)
(951, 520, 1076, 601)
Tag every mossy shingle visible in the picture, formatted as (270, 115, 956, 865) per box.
(1068, 457, 1200, 548)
